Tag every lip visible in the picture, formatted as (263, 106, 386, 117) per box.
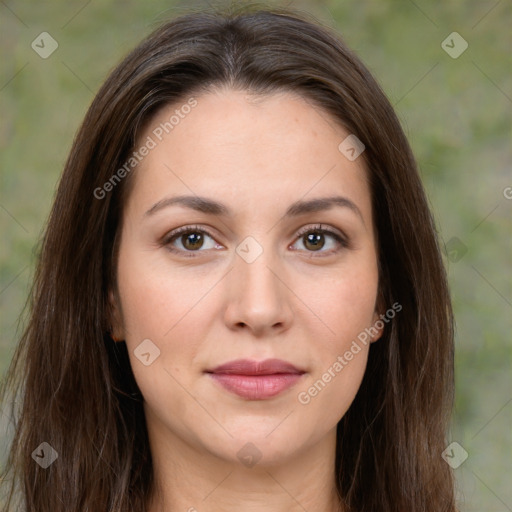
(205, 358, 306, 400)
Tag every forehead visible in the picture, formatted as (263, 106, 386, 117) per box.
(125, 88, 372, 224)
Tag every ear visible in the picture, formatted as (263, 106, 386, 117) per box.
(107, 288, 125, 342)
(370, 310, 385, 343)
(370, 290, 386, 343)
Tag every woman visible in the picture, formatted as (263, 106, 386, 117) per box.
(0, 4, 457, 511)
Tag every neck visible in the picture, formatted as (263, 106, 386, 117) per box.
(146, 424, 344, 512)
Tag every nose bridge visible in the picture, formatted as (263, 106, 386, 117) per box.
(236, 239, 281, 305)
(225, 235, 291, 332)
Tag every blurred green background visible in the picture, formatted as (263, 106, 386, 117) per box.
(1, 0, 510, 510)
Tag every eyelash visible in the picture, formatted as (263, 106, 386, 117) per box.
(162, 224, 349, 258)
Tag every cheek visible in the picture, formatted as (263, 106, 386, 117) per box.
(295, 259, 378, 419)
(117, 268, 210, 432)
(115, 248, 214, 389)
(296, 308, 373, 428)
(117, 242, 210, 341)
(311, 255, 379, 344)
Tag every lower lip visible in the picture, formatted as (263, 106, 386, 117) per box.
(207, 373, 303, 400)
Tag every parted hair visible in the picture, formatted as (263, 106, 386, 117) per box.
(1, 4, 456, 511)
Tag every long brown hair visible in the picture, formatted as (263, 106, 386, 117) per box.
(1, 4, 456, 511)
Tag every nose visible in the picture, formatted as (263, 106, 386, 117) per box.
(223, 246, 293, 337)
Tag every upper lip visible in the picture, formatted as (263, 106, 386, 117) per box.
(206, 358, 305, 375)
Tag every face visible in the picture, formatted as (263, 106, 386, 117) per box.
(110, 88, 383, 468)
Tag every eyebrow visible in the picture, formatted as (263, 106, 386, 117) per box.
(144, 194, 364, 223)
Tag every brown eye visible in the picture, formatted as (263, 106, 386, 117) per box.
(292, 225, 348, 256)
(303, 232, 326, 251)
(163, 225, 220, 257)
(180, 232, 205, 250)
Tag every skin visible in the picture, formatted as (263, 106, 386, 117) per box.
(110, 87, 383, 512)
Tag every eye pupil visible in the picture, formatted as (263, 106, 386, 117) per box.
(170, 227, 338, 255)
(304, 232, 325, 251)
(183, 232, 204, 250)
